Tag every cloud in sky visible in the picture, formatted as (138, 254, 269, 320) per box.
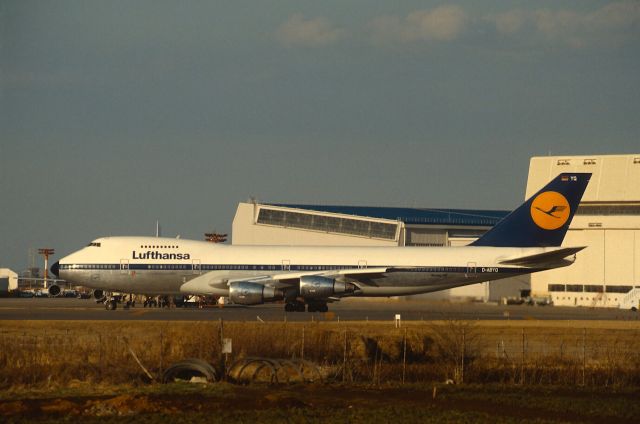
(272, 3, 639, 49)
(369, 5, 467, 44)
(275, 13, 346, 47)
(487, 1, 640, 48)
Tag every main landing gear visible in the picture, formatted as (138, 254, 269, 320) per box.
(284, 300, 329, 313)
(284, 301, 306, 312)
(103, 293, 136, 310)
(105, 299, 118, 310)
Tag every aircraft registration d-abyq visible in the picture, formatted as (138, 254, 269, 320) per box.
(51, 173, 591, 312)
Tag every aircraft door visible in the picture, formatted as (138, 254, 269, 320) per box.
(120, 259, 129, 274)
(282, 260, 291, 271)
(466, 262, 476, 278)
(192, 259, 201, 274)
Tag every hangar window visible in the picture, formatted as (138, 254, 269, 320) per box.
(448, 229, 486, 238)
(566, 284, 584, 292)
(577, 205, 640, 216)
(548, 284, 565, 292)
(584, 285, 604, 293)
(256, 208, 398, 240)
(407, 229, 446, 247)
(605, 285, 633, 293)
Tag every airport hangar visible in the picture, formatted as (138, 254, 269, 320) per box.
(232, 203, 530, 302)
(526, 154, 640, 308)
(231, 153, 640, 308)
(0, 269, 19, 295)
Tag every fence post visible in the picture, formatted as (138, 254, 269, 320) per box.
(402, 328, 407, 384)
(521, 328, 525, 385)
(461, 327, 465, 384)
(372, 345, 378, 385)
(582, 327, 586, 386)
(343, 329, 347, 383)
(219, 318, 225, 379)
(301, 326, 305, 360)
(159, 328, 164, 375)
(98, 333, 102, 366)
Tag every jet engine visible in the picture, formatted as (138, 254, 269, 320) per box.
(92, 289, 105, 300)
(299, 276, 356, 299)
(229, 282, 284, 305)
(47, 284, 61, 297)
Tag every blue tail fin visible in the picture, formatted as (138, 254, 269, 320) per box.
(471, 173, 591, 247)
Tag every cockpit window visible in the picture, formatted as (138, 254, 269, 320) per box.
(87, 242, 101, 247)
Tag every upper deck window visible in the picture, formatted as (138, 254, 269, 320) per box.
(87, 242, 101, 247)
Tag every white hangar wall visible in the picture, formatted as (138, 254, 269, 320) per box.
(527, 154, 640, 307)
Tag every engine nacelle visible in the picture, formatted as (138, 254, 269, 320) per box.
(47, 284, 61, 297)
(229, 282, 284, 305)
(92, 289, 105, 300)
(299, 276, 356, 299)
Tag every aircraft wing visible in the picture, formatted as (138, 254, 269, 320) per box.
(182, 267, 395, 294)
(498, 247, 586, 267)
(229, 267, 392, 288)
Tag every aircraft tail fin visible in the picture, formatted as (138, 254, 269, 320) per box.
(471, 173, 591, 247)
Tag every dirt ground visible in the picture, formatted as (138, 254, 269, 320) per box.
(1, 383, 638, 423)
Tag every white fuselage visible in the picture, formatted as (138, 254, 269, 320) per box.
(57, 236, 559, 297)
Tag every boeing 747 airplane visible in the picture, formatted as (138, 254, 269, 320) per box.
(51, 173, 590, 312)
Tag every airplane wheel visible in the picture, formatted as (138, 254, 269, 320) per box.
(295, 302, 306, 312)
(285, 303, 295, 312)
(308, 303, 328, 313)
(105, 300, 117, 311)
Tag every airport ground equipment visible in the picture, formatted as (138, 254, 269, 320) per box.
(620, 288, 640, 311)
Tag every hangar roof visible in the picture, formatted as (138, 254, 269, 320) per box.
(270, 204, 509, 227)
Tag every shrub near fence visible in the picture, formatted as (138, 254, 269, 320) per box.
(0, 320, 639, 388)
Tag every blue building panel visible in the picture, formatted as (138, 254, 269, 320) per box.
(270, 204, 509, 227)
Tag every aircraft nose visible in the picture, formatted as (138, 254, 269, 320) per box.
(51, 261, 60, 277)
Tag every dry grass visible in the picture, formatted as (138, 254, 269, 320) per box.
(1, 320, 639, 389)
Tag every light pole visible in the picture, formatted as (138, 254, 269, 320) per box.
(38, 248, 55, 288)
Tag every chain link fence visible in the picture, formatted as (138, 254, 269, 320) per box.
(1, 321, 638, 387)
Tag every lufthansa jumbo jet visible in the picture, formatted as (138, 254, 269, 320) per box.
(51, 173, 590, 312)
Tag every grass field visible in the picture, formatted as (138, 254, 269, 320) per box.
(1, 382, 639, 423)
(1, 320, 639, 422)
(1, 320, 639, 387)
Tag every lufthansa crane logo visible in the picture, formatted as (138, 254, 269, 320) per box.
(530, 191, 571, 230)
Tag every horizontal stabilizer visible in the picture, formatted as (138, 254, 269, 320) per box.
(498, 247, 586, 266)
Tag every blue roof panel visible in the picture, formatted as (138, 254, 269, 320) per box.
(270, 204, 509, 227)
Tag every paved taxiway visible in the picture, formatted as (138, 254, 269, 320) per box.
(0, 297, 638, 321)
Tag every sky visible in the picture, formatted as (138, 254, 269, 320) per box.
(1, 1, 639, 271)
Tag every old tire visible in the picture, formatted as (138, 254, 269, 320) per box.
(161, 358, 218, 383)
